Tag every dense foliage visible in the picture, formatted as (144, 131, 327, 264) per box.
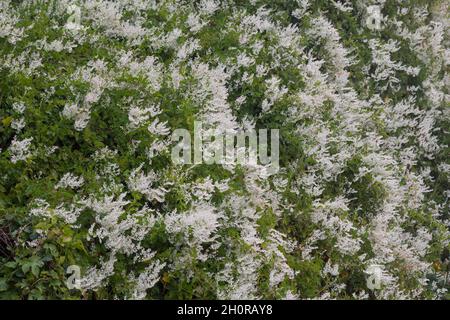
(0, 0, 449, 299)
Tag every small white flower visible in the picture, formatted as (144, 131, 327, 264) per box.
(55, 173, 85, 190)
(148, 118, 170, 136)
(12, 102, 26, 113)
(11, 118, 25, 131)
(9, 136, 33, 163)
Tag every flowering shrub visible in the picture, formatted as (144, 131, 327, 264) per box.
(0, 0, 449, 300)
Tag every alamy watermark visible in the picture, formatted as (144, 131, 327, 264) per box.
(365, 5, 383, 31)
(19, 1, 83, 33)
(171, 121, 280, 175)
(365, 264, 383, 290)
(65, 4, 82, 33)
(66, 265, 81, 290)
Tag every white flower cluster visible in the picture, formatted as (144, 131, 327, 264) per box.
(8, 136, 33, 163)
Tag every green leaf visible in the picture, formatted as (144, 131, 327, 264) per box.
(21, 256, 44, 277)
(0, 279, 8, 291)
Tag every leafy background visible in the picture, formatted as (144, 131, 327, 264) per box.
(0, 0, 449, 299)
